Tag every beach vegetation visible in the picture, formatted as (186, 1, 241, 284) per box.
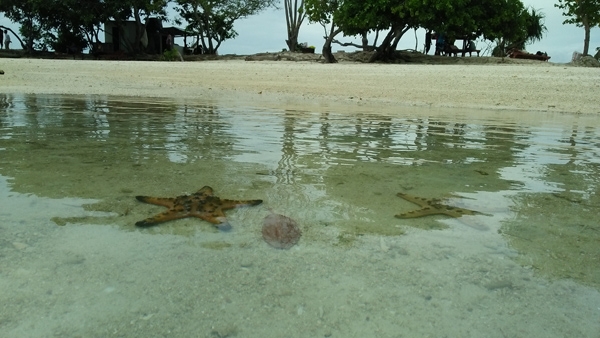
(303, 0, 343, 63)
(284, 0, 307, 52)
(161, 46, 180, 60)
(173, 0, 278, 55)
(555, 0, 600, 56)
(0, 0, 169, 54)
(304, 0, 547, 63)
(490, 6, 547, 57)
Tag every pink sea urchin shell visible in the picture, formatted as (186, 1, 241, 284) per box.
(262, 213, 301, 249)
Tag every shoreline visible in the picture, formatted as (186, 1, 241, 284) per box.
(1, 57, 598, 115)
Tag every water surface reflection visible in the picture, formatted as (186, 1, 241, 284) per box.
(1, 94, 600, 337)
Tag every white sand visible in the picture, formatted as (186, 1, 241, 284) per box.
(1, 58, 598, 114)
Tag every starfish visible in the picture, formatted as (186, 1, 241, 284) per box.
(395, 192, 482, 219)
(135, 186, 262, 230)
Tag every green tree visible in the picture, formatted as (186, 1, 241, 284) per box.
(339, 0, 414, 62)
(0, 0, 167, 54)
(313, 0, 531, 62)
(285, 0, 306, 52)
(0, 0, 46, 51)
(174, 0, 278, 54)
(303, 0, 343, 63)
(556, 0, 600, 55)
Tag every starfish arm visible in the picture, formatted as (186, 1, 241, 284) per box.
(396, 193, 432, 208)
(439, 207, 478, 217)
(135, 209, 190, 227)
(194, 212, 232, 231)
(395, 209, 436, 218)
(196, 186, 214, 197)
(135, 196, 176, 208)
(219, 199, 263, 210)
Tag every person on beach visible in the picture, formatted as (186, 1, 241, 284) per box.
(166, 34, 172, 51)
(435, 32, 445, 56)
(4, 30, 11, 50)
(0, 29, 4, 49)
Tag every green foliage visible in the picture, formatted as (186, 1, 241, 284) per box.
(555, 0, 600, 27)
(303, 0, 338, 25)
(174, 0, 278, 54)
(0, 0, 168, 53)
(52, 29, 88, 53)
(161, 48, 180, 61)
(303, 0, 549, 62)
(555, 0, 600, 55)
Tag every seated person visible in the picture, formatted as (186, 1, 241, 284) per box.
(466, 40, 477, 52)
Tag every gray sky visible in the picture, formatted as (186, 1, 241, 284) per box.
(1, 0, 598, 63)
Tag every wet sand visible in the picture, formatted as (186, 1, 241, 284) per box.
(1, 57, 598, 114)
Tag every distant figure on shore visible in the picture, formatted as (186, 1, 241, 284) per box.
(425, 30, 432, 54)
(166, 34, 172, 51)
(0, 29, 4, 49)
(466, 40, 477, 52)
(435, 32, 445, 56)
(3, 30, 10, 50)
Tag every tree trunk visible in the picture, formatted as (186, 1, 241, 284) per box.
(132, 7, 150, 54)
(285, 0, 305, 52)
(369, 25, 404, 62)
(361, 33, 368, 51)
(322, 27, 342, 63)
(22, 17, 34, 52)
(582, 14, 590, 55)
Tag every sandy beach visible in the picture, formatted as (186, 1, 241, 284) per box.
(1, 57, 598, 114)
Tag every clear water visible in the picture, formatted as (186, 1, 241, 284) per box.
(1, 94, 599, 337)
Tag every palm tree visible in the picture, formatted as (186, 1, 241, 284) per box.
(492, 7, 547, 57)
(521, 7, 547, 47)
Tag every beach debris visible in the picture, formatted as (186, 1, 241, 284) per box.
(262, 212, 301, 249)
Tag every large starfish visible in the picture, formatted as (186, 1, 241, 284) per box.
(395, 192, 481, 219)
(135, 186, 262, 230)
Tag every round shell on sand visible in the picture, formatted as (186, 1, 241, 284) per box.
(262, 213, 301, 249)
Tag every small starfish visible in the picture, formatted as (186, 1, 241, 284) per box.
(395, 192, 481, 219)
(135, 186, 262, 230)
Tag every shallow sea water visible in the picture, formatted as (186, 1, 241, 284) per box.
(1, 93, 599, 337)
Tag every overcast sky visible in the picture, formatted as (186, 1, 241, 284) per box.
(1, 0, 598, 63)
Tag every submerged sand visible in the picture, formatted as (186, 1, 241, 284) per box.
(1, 57, 598, 115)
(1, 57, 600, 337)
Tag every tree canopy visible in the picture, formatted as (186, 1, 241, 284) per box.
(0, 0, 168, 53)
(1, 0, 548, 60)
(174, 0, 278, 54)
(305, 0, 546, 62)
